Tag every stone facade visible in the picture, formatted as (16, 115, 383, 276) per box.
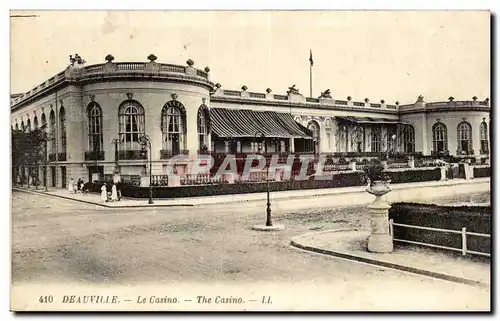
(11, 56, 490, 188)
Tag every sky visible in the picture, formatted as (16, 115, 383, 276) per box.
(10, 10, 490, 104)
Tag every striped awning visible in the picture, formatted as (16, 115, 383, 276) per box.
(211, 108, 313, 139)
(335, 116, 407, 125)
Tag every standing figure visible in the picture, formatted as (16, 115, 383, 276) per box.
(68, 177, 74, 193)
(111, 183, 118, 202)
(100, 184, 108, 202)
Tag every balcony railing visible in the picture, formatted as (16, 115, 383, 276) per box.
(58, 153, 67, 161)
(118, 150, 147, 160)
(160, 149, 190, 159)
(85, 151, 105, 161)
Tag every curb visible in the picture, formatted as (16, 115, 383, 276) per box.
(12, 188, 194, 208)
(290, 235, 488, 288)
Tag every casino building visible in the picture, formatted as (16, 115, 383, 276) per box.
(10, 54, 491, 188)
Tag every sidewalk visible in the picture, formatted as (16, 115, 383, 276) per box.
(291, 230, 490, 287)
(12, 177, 490, 208)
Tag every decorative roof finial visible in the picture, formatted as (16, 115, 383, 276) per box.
(241, 85, 248, 91)
(105, 54, 115, 63)
(147, 54, 157, 62)
(204, 66, 210, 73)
(266, 88, 272, 94)
(186, 59, 194, 66)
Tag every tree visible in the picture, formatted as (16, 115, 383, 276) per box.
(11, 125, 50, 186)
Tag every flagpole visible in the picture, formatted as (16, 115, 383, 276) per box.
(309, 63, 312, 98)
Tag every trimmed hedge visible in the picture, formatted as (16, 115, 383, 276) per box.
(120, 168, 441, 199)
(474, 166, 491, 178)
(389, 202, 491, 255)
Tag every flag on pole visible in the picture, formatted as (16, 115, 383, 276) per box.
(309, 50, 314, 66)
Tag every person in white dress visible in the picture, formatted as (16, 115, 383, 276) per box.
(101, 184, 108, 202)
(111, 184, 118, 202)
(68, 178, 74, 193)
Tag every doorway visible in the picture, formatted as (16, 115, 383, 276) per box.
(51, 167, 56, 187)
(61, 166, 66, 188)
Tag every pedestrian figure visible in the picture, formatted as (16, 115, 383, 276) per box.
(111, 183, 118, 202)
(100, 184, 108, 202)
(68, 177, 74, 193)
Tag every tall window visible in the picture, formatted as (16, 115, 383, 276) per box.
(403, 125, 415, 153)
(480, 121, 488, 154)
(87, 102, 103, 151)
(457, 121, 472, 155)
(59, 107, 66, 154)
(41, 113, 46, 132)
(49, 110, 56, 153)
(27, 119, 31, 131)
(307, 120, 320, 154)
(370, 126, 382, 152)
(15, 123, 19, 131)
(351, 125, 365, 152)
(33, 116, 38, 130)
(197, 106, 209, 150)
(432, 122, 447, 153)
(118, 100, 145, 151)
(21, 121, 24, 131)
(336, 124, 348, 152)
(161, 100, 186, 154)
(325, 119, 332, 150)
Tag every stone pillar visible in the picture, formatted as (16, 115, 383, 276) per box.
(381, 160, 388, 170)
(139, 176, 149, 187)
(407, 156, 415, 169)
(224, 173, 235, 184)
(289, 138, 295, 153)
(349, 160, 357, 171)
(168, 174, 181, 186)
(440, 166, 448, 181)
(367, 193, 393, 253)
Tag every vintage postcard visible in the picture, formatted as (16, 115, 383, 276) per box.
(10, 10, 491, 312)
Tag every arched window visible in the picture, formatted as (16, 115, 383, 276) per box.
(335, 124, 348, 152)
(325, 119, 332, 150)
(480, 121, 488, 154)
(49, 110, 56, 153)
(118, 100, 145, 151)
(197, 105, 210, 151)
(15, 123, 19, 131)
(403, 125, 415, 153)
(41, 113, 46, 132)
(307, 120, 320, 154)
(457, 121, 472, 155)
(370, 126, 382, 152)
(385, 126, 397, 153)
(33, 116, 38, 130)
(351, 125, 365, 153)
(432, 122, 447, 154)
(161, 100, 186, 155)
(26, 119, 31, 131)
(21, 121, 25, 131)
(59, 107, 67, 154)
(87, 103, 103, 151)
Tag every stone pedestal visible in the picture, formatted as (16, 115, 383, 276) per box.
(168, 174, 181, 187)
(366, 182, 393, 253)
(224, 173, 235, 184)
(349, 161, 357, 171)
(367, 198, 393, 253)
(440, 167, 448, 181)
(139, 176, 150, 187)
(407, 156, 415, 169)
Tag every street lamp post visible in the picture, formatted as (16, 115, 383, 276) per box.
(139, 134, 153, 204)
(111, 138, 121, 174)
(254, 132, 284, 231)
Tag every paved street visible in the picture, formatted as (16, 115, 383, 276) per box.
(11, 191, 490, 310)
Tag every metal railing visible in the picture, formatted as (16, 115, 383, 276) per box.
(389, 219, 490, 257)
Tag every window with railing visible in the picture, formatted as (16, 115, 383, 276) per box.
(307, 120, 320, 154)
(49, 110, 56, 153)
(432, 122, 448, 154)
(403, 125, 415, 153)
(198, 105, 209, 151)
(60, 107, 66, 154)
(351, 125, 365, 153)
(118, 100, 145, 152)
(88, 102, 103, 153)
(370, 126, 382, 152)
(161, 100, 186, 157)
(457, 121, 472, 155)
(479, 121, 488, 154)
